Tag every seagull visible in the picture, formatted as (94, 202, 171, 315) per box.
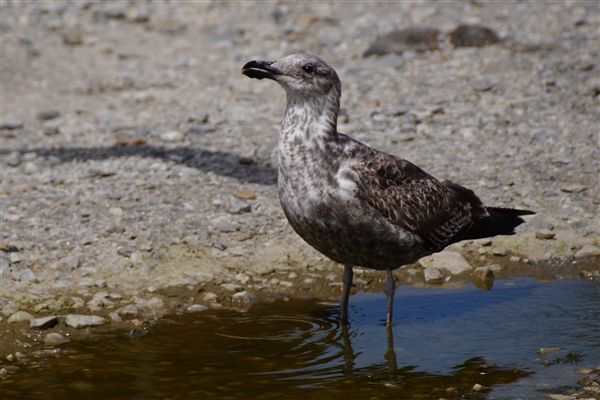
(242, 54, 534, 326)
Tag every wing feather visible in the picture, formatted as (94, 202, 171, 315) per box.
(347, 151, 485, 252)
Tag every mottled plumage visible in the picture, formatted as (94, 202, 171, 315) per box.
(242, 54, 534, 325)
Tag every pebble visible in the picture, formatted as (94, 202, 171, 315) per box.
(450, 24, 501, 47)
(44, 332, 70, 345)
(423, 267, 444, 282)
(574, 368, 594, 375)
(221, 283, 244, 292)
(188, 124, 216, 135)
(186, 304, 209, 312)
(117, 246, 135, 257)
(109, 312, 122, 322)
(232, 291, 252, 302)
(363, 26, 440, 57)
(7, 311, 33, 323)
(1, 120, 24, 130)
(233, 190, 257, 200)
(36, 108, 60, 120)
(30, 316, 58, 330)
(560, 184, 587, 193)
(61, 28, 83, 45)
(419, 251, 472, 275)
(43, 123, 61, 136)
(160, 130, 185, 142)
(538, 347, 562, 356)
(535, 229, 556, 240)
(109, 207, 124, 216)
(5, 151, 22, 166)
(575, 245, 600, 258)
(65, 314, 107, 328)
(9, 252, 22, 263)
(472, 266, 494, 280)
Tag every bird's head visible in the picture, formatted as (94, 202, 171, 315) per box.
(242, 54, 340, 100)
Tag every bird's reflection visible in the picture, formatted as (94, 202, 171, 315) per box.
(333, 309, 532, 397)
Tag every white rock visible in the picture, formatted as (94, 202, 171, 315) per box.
(30, 316, 58, 329)
(575, 245, 600, 258)
(423, 267, 444, 281)
(232, 291, 251, 303)
(65, 314, 107, 328)
(160, 130, 184, 142)
(109, 207, 123, 216)
(44, 332, 70, 345)
(187, 304, 209, 312)
(419, 251, 472, 275)
(7, 311, 33, 323)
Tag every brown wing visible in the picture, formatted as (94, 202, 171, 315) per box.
(349, 151, 488, 252)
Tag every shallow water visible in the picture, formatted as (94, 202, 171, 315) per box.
(2, 278, 599, 400)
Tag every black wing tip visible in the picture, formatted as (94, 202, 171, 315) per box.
(486, 207, 536, 216)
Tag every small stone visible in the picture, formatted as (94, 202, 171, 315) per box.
(7, 311, 33, 323)
(130, 251, 143, 263)
(221, 283, 244, 292)
(363, 25, 440, 57)
(160, 130, 184, 142)
(109, 312, 122, 322)
(509, 256, 521, 263)
(44, 332, 70, 345)
(574, 368, 594, 375)
(474, 238, 493, 246)
(424, 267, 444, 282)
(203, 292, 218, 302)
(492, 248, 508, 256)
(256, 265, 275, 276)
(472, 266, 494, 281)
(188, 124, 216, 135)
(55, 255, 81, 270)
(472, 383, 483, 391)
(472, 79, 495, 92)
(233, 190, 257, 200)
(1, 120, 24, 130)
(538, 347, 561, 356)
(109, 207, 124, 216)
(95, 279, 107, 288)
(9, 252, 22, 263)
(61, 28, 83, 45)
(30, 316, 58, 330)
(65, 314, 107, 328)
(450, 24, 501, 47)
(232, 291, 251, 303)
(5, 151, 22, 166)
(545, 395, 576, 400)
(186, 304, 209, 312)
(535, 229, 556, 240)
(560, 184, 587, 193)
(419, 251, 472, 275)
(43, 124, 61, 136)
(36, 108, 60, 120)
(288, 272, 298, 279)
(117, 246, 134, 257)
(575, 245, 600, 258)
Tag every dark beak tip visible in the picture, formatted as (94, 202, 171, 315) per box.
(241, 59, 277, 80)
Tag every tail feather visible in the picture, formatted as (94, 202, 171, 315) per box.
(461, 207, 535, 241)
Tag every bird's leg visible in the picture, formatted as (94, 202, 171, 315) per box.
(383, 268, 396, 326)
(341, 265, 354, 325)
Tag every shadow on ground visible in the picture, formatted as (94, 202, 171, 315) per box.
(1, 144, 279, 185)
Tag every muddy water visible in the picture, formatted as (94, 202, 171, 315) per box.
(2, 278, 598, 400)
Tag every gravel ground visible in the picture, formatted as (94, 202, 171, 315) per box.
(1, 2, 599, 356)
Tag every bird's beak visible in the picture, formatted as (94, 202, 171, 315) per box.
(242, 60, 280, 80)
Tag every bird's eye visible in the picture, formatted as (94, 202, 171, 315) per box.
(302, 64, 315, 74)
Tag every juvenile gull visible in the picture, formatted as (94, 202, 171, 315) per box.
(242, 54, 534, 326)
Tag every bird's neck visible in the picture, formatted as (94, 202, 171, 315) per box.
(280, 90, 340, 146)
